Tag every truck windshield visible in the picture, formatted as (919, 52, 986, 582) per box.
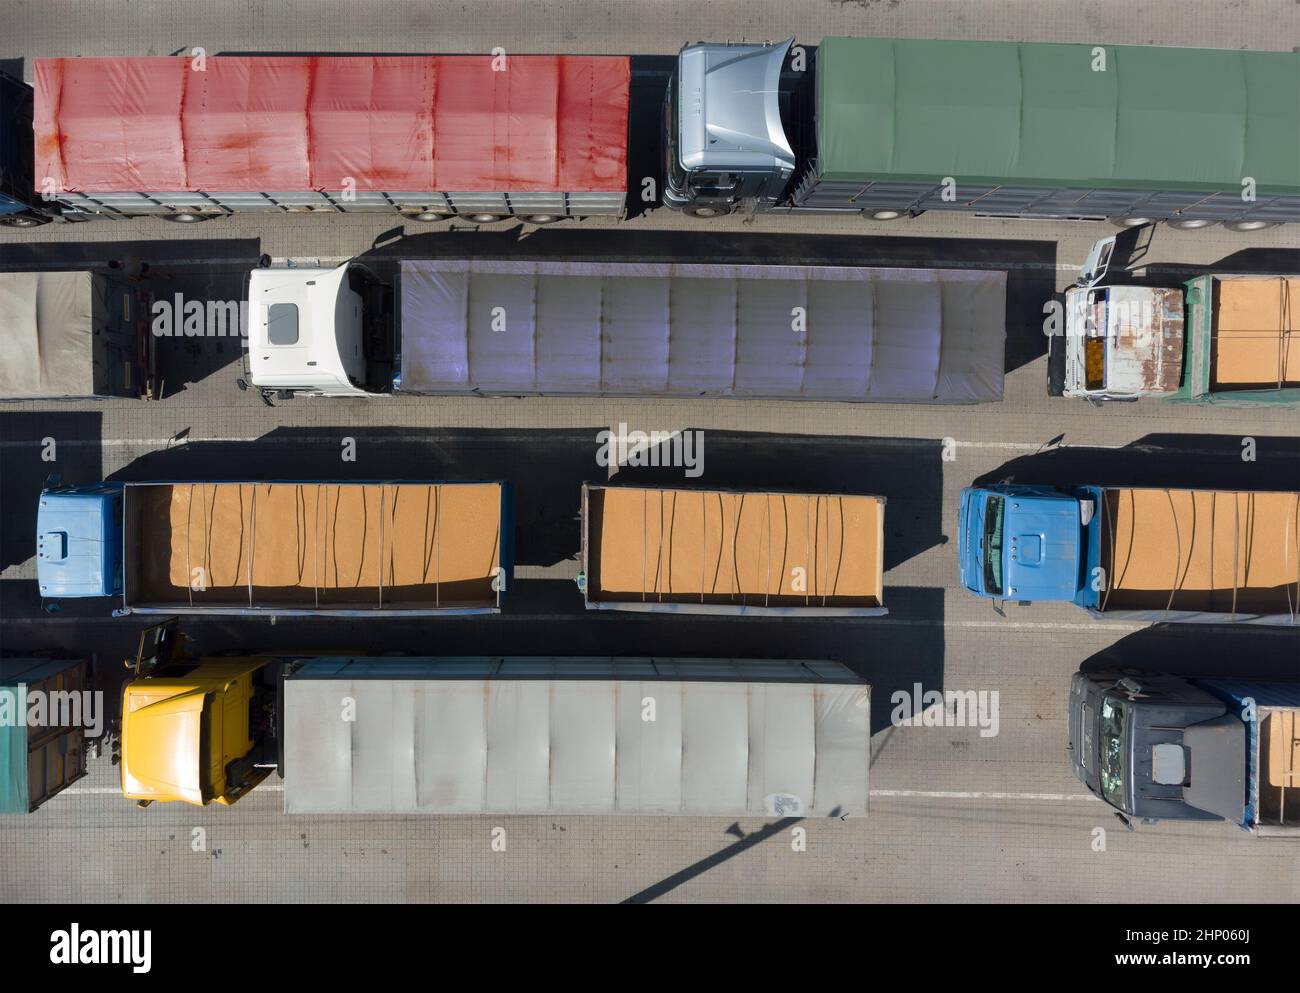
(1085, 290, 1107, 392)
(1099, 696, 1127, 809)
(982, 495, 1005, 596)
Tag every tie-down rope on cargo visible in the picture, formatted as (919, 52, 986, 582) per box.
(1288, 494, 1300, 622)
(1100, 491, 1117, 614)
(1278, 278, 1292, 391)
(185, 488, 194, 609)
(246, 486, 257, 608)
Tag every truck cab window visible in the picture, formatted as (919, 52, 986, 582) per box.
(1084, 290, 1107, 392)
(982, 495, 1005, 596)
(1098, 697, 1127, 809)
(693, 172, 739, 193)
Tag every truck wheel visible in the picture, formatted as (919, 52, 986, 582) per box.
(1223, 220, 1278, 232)
(682, 205, 731, 218)
(406, 210, 446, 222)
(466, 213, 503, 224)
(865, 209, 905, 221)
(0, 211, 52, 227)
(163, 211, 209, 223)
(1165, 217, 1214, 230)
(1107, 216, 1154, 228)
(525, 214, 561, 224)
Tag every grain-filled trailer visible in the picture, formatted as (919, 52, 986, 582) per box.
(579, 484, 887, 616)
(1173, 275, 1300, 405)
(960, 484, 1300, 625)
(246, 259, 1007, 402)
(0, 270, 155, 399)
(33, 56, 629, 222)
(36, 480, 511, 615)
(665, 37, 1300, 227)
(0, 658, 94, 814)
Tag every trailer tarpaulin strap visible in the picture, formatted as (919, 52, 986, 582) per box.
(34, 56, 629, 194)
(397, 260, 1006, 403)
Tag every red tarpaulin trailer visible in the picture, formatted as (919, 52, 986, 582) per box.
(34, 55, 629, 220)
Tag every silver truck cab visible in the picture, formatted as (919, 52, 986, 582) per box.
(663, 41, 796, 217)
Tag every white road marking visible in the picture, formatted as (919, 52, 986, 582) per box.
(870, 789, 1098, 802)
(0, 437, 1253, 459)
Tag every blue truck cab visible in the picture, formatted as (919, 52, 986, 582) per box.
(957, 484, 1098, 605)
(36, 483, 124, 599)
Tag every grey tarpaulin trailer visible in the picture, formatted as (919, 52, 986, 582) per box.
(0, 270, 153, 399)
(283, 657, 871, 816)
(394, 260, 1006, 403)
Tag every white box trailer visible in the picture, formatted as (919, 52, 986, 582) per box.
(283, 657, 871, 817)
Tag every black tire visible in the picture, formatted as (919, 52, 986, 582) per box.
(682, 204, 731, 219)
(0, 211, 52, 228)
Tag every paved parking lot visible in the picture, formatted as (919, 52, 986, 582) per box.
(1, 0, 1298, 903)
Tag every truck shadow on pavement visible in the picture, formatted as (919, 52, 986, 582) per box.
(0, 238, 264, 397)
(973, 433, 1300, 492)
(1079, 622, 1300, 682)
(101, 426, 950, 572)
(0, 412, 104, 573)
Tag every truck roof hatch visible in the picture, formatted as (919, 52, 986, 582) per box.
(1182, 714, 1247, 822)
(678, 41, 795, 172)
(1002, 497, 1081, 600)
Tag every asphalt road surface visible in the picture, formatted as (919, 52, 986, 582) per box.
(1, 0, 1298, 903)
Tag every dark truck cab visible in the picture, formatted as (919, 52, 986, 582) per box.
(1069, 671, 1300, 834)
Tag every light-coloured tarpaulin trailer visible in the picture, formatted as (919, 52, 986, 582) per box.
(1093, 488, 1300, 625)
(0, 271, 147, 399)
(121, 481, 509, 616)
(283, 657, 871, 816)
(579, 484, 887, 616)
(396, 260, 1006, 403)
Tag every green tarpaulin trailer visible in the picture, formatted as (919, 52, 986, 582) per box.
(0, 658, 92, 814)
(796, 38, 1300, 225)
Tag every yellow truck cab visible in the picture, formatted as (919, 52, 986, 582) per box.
(121, 620, 277, 807)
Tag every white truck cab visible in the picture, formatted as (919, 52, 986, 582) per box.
(244, 263, 385, 397)
(1062, 235, 1184, 401)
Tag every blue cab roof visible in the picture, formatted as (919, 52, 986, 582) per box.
(36, 490, 115, 597)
